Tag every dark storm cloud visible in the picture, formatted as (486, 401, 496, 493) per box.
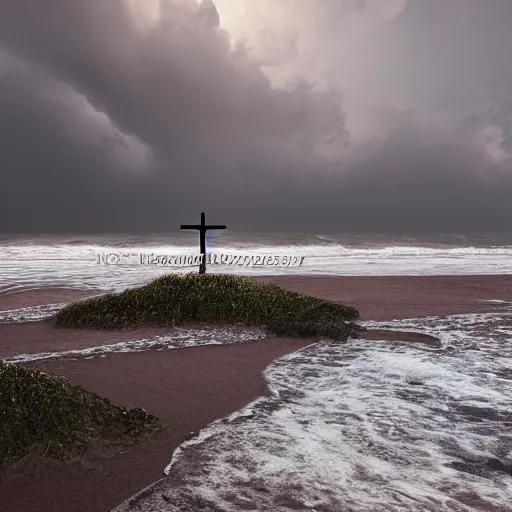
(0, 0, 511, 233)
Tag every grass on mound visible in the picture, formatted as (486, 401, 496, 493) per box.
(0, 361, 161, 466)
(54, 273, 363, 341)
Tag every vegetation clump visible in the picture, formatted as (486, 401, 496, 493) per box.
(0, 361, 161, 466)
(54, 273, 363, 341)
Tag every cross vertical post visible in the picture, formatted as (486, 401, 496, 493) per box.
(181, 212, 227, 274)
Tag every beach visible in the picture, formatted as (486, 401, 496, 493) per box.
(4, 0, 512, 507)
(1, 275, 512, 511)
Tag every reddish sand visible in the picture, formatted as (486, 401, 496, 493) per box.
(0, 286, 97, 310)
(256, 275, 512, 320)
(0, 320, 192, 360)
(0, 339, 314, 512)
(1, 275, 512, 512)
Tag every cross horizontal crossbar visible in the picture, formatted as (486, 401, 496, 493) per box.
(181, 224, 226, 230)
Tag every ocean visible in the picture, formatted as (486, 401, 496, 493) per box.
(2, 233, 512, 511)
(1, 232, 512, 292)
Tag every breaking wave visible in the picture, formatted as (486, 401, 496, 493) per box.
(114, 304, 512, 512)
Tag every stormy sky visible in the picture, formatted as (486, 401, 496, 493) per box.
(1, 0, 511, 233)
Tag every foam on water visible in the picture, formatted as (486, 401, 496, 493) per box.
(0, 303, 67, 323)
(1, 242, 512, 292)
(0, 303, 268, 364)
(3, 237, 512, 510)
(3, 325, 269, 364)
(113, 306, 512, 512)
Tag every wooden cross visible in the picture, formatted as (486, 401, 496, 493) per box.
(181, 212, 226, 274)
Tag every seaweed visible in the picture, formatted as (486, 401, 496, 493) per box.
(53, 273, 363, 341)
(0, 362, 161, 466)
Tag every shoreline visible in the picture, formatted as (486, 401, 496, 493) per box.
(1, 338, 314, 512)
(1, 275, 512, 511)
(3, 274, 512, 320)
(0, 286, 99, 310)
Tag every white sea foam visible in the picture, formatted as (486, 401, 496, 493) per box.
(1, 242, 511, 292)
(3, 239, 512, 511)
(113, 307, 512, 512)
(0, 303, 66, 323)
(3, 325, 269, 364)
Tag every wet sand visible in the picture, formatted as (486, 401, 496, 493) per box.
(0, 286, 98, 310)
(256, 274, 512, 320)
(5, 275, 512, 322)
(1, 275, 512, 512)
(0, 338, 314, 512)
